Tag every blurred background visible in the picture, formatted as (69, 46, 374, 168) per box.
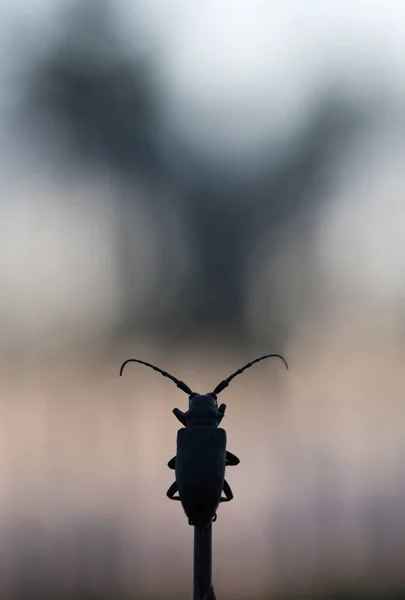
(1, 0, 405, 598)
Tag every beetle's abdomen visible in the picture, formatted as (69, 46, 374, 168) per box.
(176, 427, 227, 527)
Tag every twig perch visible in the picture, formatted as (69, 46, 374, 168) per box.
(194, 524, 215, 600)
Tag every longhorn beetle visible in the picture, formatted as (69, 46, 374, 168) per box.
(119, 354, 288, 528)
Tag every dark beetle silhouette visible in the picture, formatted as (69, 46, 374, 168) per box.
(120, 354, 288, 527)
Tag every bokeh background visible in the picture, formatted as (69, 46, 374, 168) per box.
(1, 1, 405, 598)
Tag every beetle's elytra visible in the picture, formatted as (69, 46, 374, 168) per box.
(173, 427, 227, 527)
(120, 354, 288, 527)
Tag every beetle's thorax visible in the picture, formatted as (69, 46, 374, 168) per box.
(186, 393, 221, 427)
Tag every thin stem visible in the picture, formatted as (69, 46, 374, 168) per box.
(193, 524, 216, 600)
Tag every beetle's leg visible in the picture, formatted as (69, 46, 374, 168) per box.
(219, 479, 234, 503)
(173, 408, 187, 426)
(167, 456, 176, 470)
(166, 481, 181, 501)
(226, 450, 240, 466)
(217, 403, 226, 424)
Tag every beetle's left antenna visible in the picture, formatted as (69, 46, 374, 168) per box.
(119, 358, 193, 395)
(212, 354, 288, 395)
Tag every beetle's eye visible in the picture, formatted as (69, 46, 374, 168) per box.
(189, 392, 198, 399)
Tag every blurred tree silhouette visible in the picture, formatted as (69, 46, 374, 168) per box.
(20, 0, 366, 348)
(173, 91, 366, 344)
(25, 0, 161, 180)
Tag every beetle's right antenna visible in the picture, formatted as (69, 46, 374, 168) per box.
(212, 354, 288, 395)
(120, 359, 193, 395)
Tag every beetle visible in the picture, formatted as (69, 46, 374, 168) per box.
(119, 354, 288, 528)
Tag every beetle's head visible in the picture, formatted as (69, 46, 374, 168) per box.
(188, 392, 218, 409)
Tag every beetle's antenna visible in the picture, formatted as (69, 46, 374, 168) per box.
(212, 354, 288, 395)
(120, 359, 193, 395)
